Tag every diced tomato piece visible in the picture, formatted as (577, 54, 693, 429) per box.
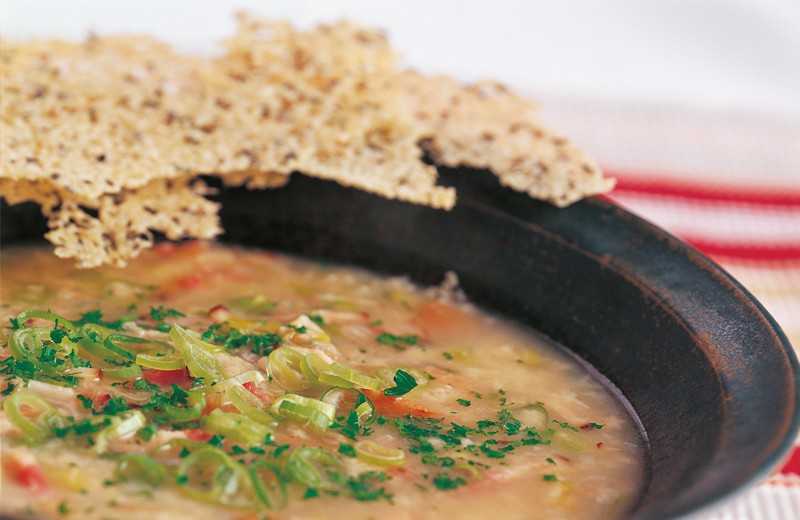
(243, 382, 273, 403)
(361, 389, 439, 419)
(177, 274, 204, 290)
(16, 464, 48, 490)
(183, 428, 213, 442)
(5, 455, 49, 491)
(208, 304, 231, 323)
(141, 367, 194, 389)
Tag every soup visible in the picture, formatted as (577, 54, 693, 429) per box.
(0, 242, 646, 519)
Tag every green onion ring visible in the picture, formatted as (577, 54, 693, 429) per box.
(115, 453, 168, 486)
(163, 390, 206, 423)
(249, 460, 287, 510)
(170, 325, 225, 381)
(318, 362, 381, 391)
(175, 446, 254, 508)
(267, 348, 309, 391)
(3, 390, 64, 445)
(354, 440, 405, 467)
(285, 446, 343, 491)
(320, 387, 375, 426)
(15, 310, 76, 332)
(200, 409, 272, 446)
(226, 385, 276, 426)
(102, 364, 143, 380)
(271, 394, 335, 430)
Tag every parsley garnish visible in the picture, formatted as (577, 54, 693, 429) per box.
(375, 333, 418, 350)
(456, 399, 471, 407)
(149, 306, 185, 321)
(338, 443, 356, 457)
(201, 325, 280, 356)
(553, 420, 579, 432)
(57, 501, 70, 515)
(77, 395, 94, 411)
(133, 378, 159, 392)
(101, 397, 130, 415)
(383, 369, 418, 396)
(431, 472, 467, 490)
(136, 425, 158, 442)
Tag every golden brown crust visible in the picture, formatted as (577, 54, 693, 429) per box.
(1, 14, 612, 267)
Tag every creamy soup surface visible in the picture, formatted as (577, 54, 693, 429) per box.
(0, 242, 646, 520)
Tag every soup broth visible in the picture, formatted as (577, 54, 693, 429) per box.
(0, 242, 646, 519)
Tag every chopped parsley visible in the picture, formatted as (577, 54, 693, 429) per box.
(76, 395, 94, 411)
(456, 398, 471, 407)
(553, 420, 579, 432)
(375, 333, 418, 350)
(431, 472, 467, 490)
(149, 306, 185, 321)
(383, 369, 418, 396)
(338, 443, 356, 457)
(201, 325, 280, 356)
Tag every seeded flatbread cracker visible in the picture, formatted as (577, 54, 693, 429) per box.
(0, 14, 613, 267)
(400, 72, 614, 207)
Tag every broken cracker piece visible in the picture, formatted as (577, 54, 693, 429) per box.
(1, 14, 611, 267)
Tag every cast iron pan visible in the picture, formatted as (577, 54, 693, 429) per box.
(1, 167, 798, 519)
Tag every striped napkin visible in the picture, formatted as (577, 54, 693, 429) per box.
(537, 99, 800, 519)
(608, 173, 800, 519)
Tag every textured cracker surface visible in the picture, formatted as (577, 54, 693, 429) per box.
(1, 14, 613, 267)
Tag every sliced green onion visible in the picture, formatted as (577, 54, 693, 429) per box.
(211, 371, 266, 393)
(515, 403, 549, 432)
(318, 362, 381, 391)
(75, 324, 122, 362)
(163, 390, 206, 423)
(9, 327, 49, 361)
(229, 295, 277, 314)
(175, 446, 254, 508)
(299, 353, 330, 386)
(285, 446, 343, 491)
(226, 386, 276, 426)
(15, 310, 76, 332)
(102, 364, 142, 380)
(3, 390, 64, 445)
(201, 409, 272, 446)
(101, 334, 139, 361)
(553, 428, 584, 451)
(249, 460, 287, 510)
(116, 453, 168, 486)
(354, 440, 405, 467)
(170, 324, 225, 381)
(94, 410, 147, 453)
(267, 348, 309, 391)
(271, 394, 335, 431)
(135, 351, 186, 371)
(182, 327, 226, 353)
(320, 387, 375, 426)
(9, 327, 82, 377)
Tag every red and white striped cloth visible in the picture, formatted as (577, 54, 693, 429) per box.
(536, 99, 800, 519)
(607, 173, 800, 520)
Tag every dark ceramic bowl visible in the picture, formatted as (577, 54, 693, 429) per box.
(2, 167, 798, 519)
